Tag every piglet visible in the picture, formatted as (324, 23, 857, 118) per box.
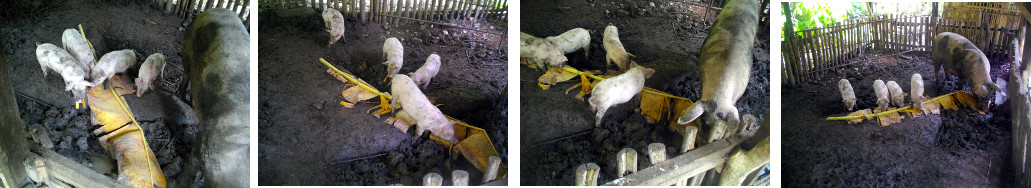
(383, 37, 404, 83)
(603, 25, 635, 71)
(873, 80, 890, 111)
(36, 43, 92, 104)
(911, 73, 926, 109)
(409, 53, 440, 88)
(931, 32, 1000, 111)
(391, 75, 458, 142)
(838, 79, 856, 111)
(886, 81, 907, 107)
(136, 53, 166, 97)
(61, 29, 95, 77)
(545, 28, 590, 59)
(323, 8, 346, 47)
(589, 63, 655, 127)
(91, 49, 137, 87)
(520, 32, 567, 69)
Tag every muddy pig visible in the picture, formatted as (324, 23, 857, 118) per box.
(383, 37, 404, 82)
(838, 79, 856, 111)
(409, 53, 440, 88)
(886, 81, 907, 107)
(589, 63, 655, 127)
(179, 8, 250, 187)
(136, 53, 166, 97)
(911, 74, 926, 109)
(873, 80, 890, 111)
(676, 0, 758, 144)
(391, 75, 458, 142)
(932, 32, 1001, 111)
(35, 43, 92, 103)
(90, 49, 137, 87)
(520, 32, 567, 69)
(545, 28, 590, 59)
(62, 28, 95, 76)
(603, 25, 636, 71)
(323, 8, 345, 47)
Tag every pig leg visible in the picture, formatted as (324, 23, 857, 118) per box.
(422, 78, 431, 88)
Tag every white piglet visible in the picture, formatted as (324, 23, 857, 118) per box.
(391, 75, 457, 142)
(91, 49, 137, 87)
(383, 37, 404, 83)
(911, 74, 926, 109)
(545, 28, 591, 59)
(36, 43, 92, 103)
(61, 29, 95, 77)
(409, 54, 441, 88)
(323, 8, 346, 47)
(886, 81, 907, 107)
(603, 25, 635, 71)
(136, 53, 166, 97)
(873, 80, 890, 111)
(520, 32, 568, 69)
(589, 63, 655, 126)
(838, 79, 856, 111)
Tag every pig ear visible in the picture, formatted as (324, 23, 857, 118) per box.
(644, 68, 655, 78)
(677, 101, 706, 125)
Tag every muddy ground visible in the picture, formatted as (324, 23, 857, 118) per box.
(519, 0, 770, 185)
(782, 53, 1015, 187)
(1, 0, 201, 186)
(257, 8, 508, 185)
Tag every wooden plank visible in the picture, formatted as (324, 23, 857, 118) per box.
(603, 136, 745, 186)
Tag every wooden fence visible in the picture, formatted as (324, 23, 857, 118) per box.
(154, 0, 252, 24)
(259, 0, 508, 24)
(782, 14, 1022, 85)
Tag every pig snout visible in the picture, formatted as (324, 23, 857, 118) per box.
(838, 79, 856, 111)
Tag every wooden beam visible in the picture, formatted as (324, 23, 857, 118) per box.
(603, 135, 746, 186)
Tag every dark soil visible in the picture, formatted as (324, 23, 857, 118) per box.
(257, 8, 508, 185)
(519, 0, 770, 185)
(2, 0, 200, 186)
(782, 53, 1014, 187)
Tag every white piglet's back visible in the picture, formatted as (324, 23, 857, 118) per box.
(589, 66, 653, 126)
(546, 28, 591, 58)
(391, 75, 457, 142)
(410, 53, 441, 88)
(873, 80, 890, 110)
(136, 53, 166, 97)
(838, 79, 856, 111)
(61, 29, 95, 77)
(91, 49, 137, 86)
(383, 37, 404, 82)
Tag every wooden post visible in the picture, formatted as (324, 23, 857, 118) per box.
(616, 148, 638, 178)
(648, 143, 666, 165)
(422, 173, 443, 186)
(575, 163, 600, 186)
(452, 170, 469, 186)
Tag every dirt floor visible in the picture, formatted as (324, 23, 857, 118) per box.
(782, 52, 1015, 187)
(519, 0, 770, 185)
(257, 8, 508, 185)
(1, 0, 201, 186)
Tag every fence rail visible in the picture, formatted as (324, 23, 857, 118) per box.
(259, 0, 508, 24)
(156, 0, 252, 24)
(782, 13, 1022, 85)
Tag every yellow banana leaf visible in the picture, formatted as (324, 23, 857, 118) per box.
(537, 68, 579, 90)
(827, 91, 978, 127)
(342, 86, 378, 105)
(640, 91, 670, 124)
(88, 76, 165, 188)
(320, 58, 506, 178)
(846, 109, 872, 124)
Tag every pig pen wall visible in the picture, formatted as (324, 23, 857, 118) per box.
(781, 2, 1023, 85)
(153, 0, 251, 25)
(260, 0, 508, 25)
